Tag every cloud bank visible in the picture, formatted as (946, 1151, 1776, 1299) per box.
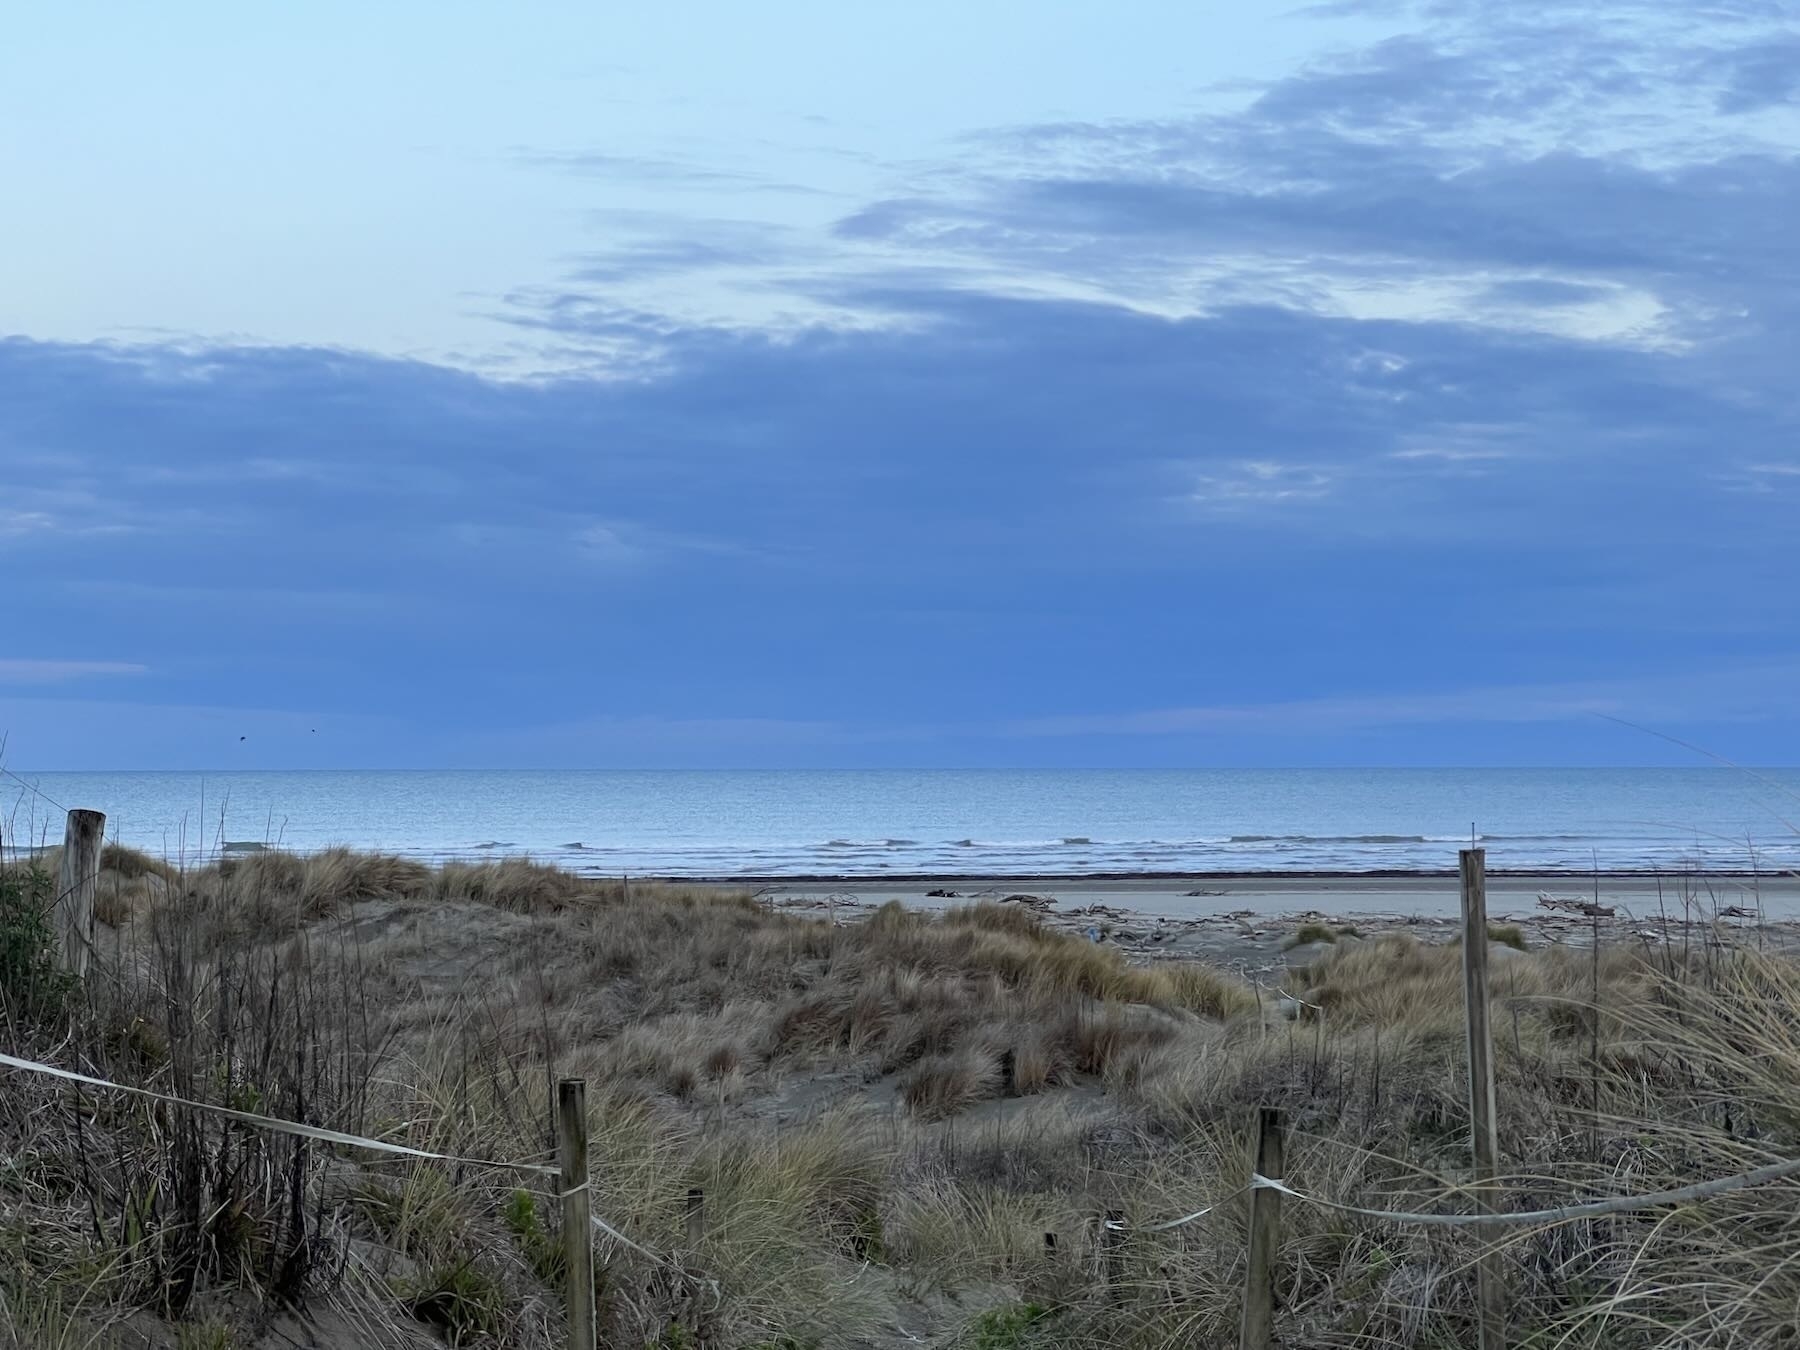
(3, 1, 1796, 766)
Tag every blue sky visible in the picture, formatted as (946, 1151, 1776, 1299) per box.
(3, 0, 1797, 768)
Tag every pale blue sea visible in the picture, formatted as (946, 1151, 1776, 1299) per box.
(4, 769, 1798, 876)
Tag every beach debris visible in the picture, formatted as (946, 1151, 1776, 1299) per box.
(1717, 905, 1758, 919)
(1184, 888, 1227, 897)
(1537, 892, 1616, 918)
(999, 893, 1055, 911)
(1085, 926, 1102, 943)
(925, 887, 959, 898)
(1068, 903, 1125, 919)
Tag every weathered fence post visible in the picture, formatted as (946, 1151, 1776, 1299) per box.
(1238, 1106, 1284, 1350)
(1460, 847, 1506, 1350)
(57, 809, 106, 978)
(1102, 1208, 1126, 1300)
(557, 1079, 596, 1350)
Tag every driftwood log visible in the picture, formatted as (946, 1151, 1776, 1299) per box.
(1536, 891, 1615, 919)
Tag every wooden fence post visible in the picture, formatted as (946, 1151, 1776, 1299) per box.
(1102, 1208, 1126, 1300)
(57, 809, 106, 978)
(557, 1079, 596, 1350)
(1238, 1106, 1284, 1350)
(1460, 848, 1506, 1350)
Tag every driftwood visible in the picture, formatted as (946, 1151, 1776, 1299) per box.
(1067, 902, 1125, 919)
(1536, 892, 1615, 918)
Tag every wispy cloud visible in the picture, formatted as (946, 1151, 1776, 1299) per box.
(514, 148, 828, 197)
(1003, 665, 1800, 739)
(0, 511, 57, 539)
(629, 5, 1791, 357)
(1387, 447, 1508, 462)
(1190, 460, 1336, 508)
(0, 660, 148, 685)
(5, 6, 1799, 765)
(1706, 34, 1800, 114)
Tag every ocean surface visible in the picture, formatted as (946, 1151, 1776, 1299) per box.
(4, 769, 1798, 877)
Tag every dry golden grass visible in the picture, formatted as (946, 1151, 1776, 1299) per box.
(6, 848, 1800, 1349)
(901, 1047, 1007, 1119)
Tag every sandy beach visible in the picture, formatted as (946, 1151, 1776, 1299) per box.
(760, 869, 1800, 974)
(758, 869, 1797, 919)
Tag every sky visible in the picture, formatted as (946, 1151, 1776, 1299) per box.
(2, 0, 1798, 769)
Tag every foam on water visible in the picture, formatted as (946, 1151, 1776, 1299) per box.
(5, 768, 1797, 877)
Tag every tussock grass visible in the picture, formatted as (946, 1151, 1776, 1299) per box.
(1285, 919, 1340, 948)
(0, 1285, 124, 1350)
(902, 1048, 1007, 1119)
(7, 847, 1800, 1347)
(99, 843, 178, 881)
(1486, 921, 1527, 951)
(1284, 920, 1364, 949)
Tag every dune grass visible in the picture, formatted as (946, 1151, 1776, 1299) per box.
(3, 848, 1799, 1347)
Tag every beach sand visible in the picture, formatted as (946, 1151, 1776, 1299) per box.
(761, 869, 1794, 918)
(757, 870, 1800, 976)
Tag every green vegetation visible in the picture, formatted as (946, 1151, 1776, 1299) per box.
(403, 1257, 506, 1345)
(0, 863, 73, 1023)
(966, 1302, 1051, 1348)
(504, 1187, 565, 1285)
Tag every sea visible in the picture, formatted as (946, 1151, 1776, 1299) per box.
(4, 768, 1797, 877)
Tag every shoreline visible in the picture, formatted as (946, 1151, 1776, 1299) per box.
(684, 867, 1789, 884)
(753, 868, 1800, 925)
